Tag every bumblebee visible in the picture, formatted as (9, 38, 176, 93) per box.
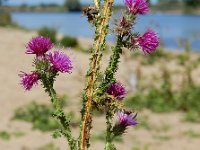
(83, 6, 99, 23)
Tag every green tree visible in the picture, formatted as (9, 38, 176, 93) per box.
(183, 0, 200, 7)
(65, 0, 81, 12)
(157, 0, 180, 5)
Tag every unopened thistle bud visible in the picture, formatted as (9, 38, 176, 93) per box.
(114, 17, 133, 36)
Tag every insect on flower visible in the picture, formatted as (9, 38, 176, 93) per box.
(83, 6, 99, 23)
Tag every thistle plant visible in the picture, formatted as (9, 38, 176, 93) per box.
(19, 0, 159, 150)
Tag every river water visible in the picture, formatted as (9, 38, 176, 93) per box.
(11, 12, 200, 51)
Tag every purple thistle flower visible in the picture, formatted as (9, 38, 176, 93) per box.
(49, 51, 73, 73)
(112, 111, 137, 136)
(124, 0, 149, 15)
(137, 29, 159, 54)
(26, 36, 53, 57)
(117, 111, 138, 127)
(106, 82, 126, 100)
(19, 72, 40, 91)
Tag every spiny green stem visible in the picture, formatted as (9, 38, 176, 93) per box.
(93, 0, 101, 9)
(96, 36, 123, 98)
(42, 76, 76, 150)
(105, 106, 115, 150)
(79, 0, 115, 149)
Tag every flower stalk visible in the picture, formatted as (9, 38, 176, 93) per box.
(19, 0, 159, 150)
(41, 73, 77, 150)
(105, 104, 116, 150)
(96, 36, 124, 99)
(93, 0, 100, 9)
(79, 0, 115, 149)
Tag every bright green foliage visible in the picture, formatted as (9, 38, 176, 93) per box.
(184, 129, 200, 138)
(96, 36, 123, 98)
(125, 93, 146, 111)
(13, 102, 59, 132)
(38, 27, 57, 43)
(176, 86, 200, 112)
(125, 85, 200, 121)
(0, 12, 11, 26)
(37, 143, 59, 150)
(0, 131, 25, 141)
(183, 111, 200, 123)
(60, 36, 78, 48)
(126, 64, 176, 112)
(177, 53, 189, 65)
(13, 96, 70, 132)
(0, 131, 11, 140)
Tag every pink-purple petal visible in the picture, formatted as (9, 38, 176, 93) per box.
(26, 36, 53, 57)
(117, 111, 138, 127)
(49, 51, 73, 73)
(19, 72, 40, 91)
(124, 0, 149, 15)
(137, 29, 159, 54)
(107, 82, 126, 100)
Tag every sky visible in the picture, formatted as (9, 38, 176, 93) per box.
(6, 0, 158, 6)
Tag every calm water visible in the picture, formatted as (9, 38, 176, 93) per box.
(11, 12, 200, 51)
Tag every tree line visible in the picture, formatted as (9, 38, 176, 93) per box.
(1, 0, 200, 10)
(156, 0, 200, 7)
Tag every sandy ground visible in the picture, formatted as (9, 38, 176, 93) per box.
(0, 27, 200, 150)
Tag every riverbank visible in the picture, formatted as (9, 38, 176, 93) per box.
(9, 12, 200, 51)
(0, 27, 200, 150)
(2, 5, 200, 15)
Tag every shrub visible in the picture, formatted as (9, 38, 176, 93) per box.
(126, 65, 176, 113)
(13, 102, 59, 132)
(38, 27, 57, 43)
(125, 93, 146, 111)
(0, 12, 12, 26)
(176, 86, 200, 113)
(183, 111, 200, 123)
(0, 131, 24, 140)
(0, 131, 11, 140)
(60, 36, 78, 48)
(125, 85, 200, 119)
(184, 129, 200, 138)
(64, 0, 81, 12)
(37, 143, 59, 150)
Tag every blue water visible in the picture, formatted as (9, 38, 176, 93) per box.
(11, 12, 200, 51)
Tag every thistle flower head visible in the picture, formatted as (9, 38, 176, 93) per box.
(137, 29, 159, 54)
(112, 110, 138, 136)
(124, 0, 149, 15)
(19, 72, 40, 91)
(117, 111, 138, 127)
(26, 36, 53, 57)
(49, 51, 73, 73)
(106, 82, 126, 100)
